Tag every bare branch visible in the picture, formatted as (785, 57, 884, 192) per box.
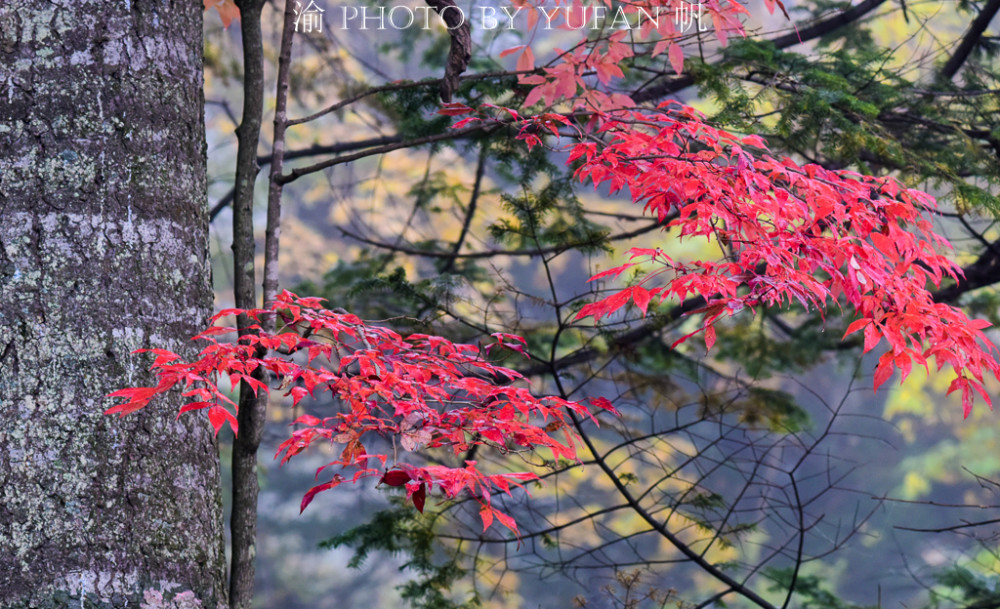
(940, 0, 1000, 81)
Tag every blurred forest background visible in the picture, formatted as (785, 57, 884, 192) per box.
(200, 1, 1000, 608)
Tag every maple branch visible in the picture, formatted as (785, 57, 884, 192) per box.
(939, 0, 1000, 81)
(206, 98, 240, 128)
(209, 136, 403, 221)
(438, 503, 633, 544)
(286, 70, 527, 127)
(339, 220, 664, 260)
(933, 241, 1000, 303)
(517, 295, 705, 379)
(563, 410, 780, 609)
(277, 123, 503, 184)
(507, 230, 1000, 384)
(443, 355, 875, 598)
(877, 109, 997, 141)
(440, 143, 487, 274)
(895, 516, 1000, 533)
(765, 0, 888, 49)
(209, 124, 509, 221)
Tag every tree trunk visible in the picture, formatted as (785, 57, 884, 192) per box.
(0, 1, 226, 607)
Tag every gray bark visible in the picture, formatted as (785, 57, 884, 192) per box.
(0, 1, 226, 607)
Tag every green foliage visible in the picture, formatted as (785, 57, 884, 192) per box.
(295, 255, 475, 335)
(377, 85, 456, 141)
(711, 312, 839, 380)
(321, 502, 480, 609)
(765, 567, 863, 609)
(961, 287, 1000, 328)
(932, 566, 1000, 609)
(733, 387, 811, 433)
(296, 255, 417, 318)
(765, 564, 1000, 609)
(488, 182, 610, 254)
(696, 37, 1000, 216)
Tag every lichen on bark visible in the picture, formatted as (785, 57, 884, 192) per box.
(0, 1, 226, 607)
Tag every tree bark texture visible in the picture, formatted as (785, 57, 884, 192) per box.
(0, 1, 226, 607)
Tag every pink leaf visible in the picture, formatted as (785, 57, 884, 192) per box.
(668, 43, 684, 76)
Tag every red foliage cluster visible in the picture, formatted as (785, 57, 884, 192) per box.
(463, 1, 999, 416)
(440, 93, 1000, 416)
(564, 103, 1000, 416)
(107, 292, 614, 535)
